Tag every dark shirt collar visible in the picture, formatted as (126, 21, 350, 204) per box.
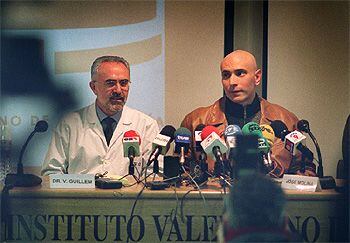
(225, 93, 261, 118)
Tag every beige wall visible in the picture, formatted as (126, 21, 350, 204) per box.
(164, 0, 225, 127)
(3, 1, 349, 178)
(268, 1, 349, 177)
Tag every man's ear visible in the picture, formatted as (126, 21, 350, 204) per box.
(254, 69, 262, 86)
(89, 81, 98, 95)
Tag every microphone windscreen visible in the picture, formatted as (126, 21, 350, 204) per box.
(194, 124, 206, 132)
(160, 125, 176, 139)
(224, 125, 242, 137)
(260, 124, 275, 146)
(242, 122, 262, 137)
(297, 119, 310, 133)
(34, 120, 48, 133)
(123, 130, 141, 144)
(200, 125, 219, 140)
(174, 127, 191, 137)
(270, 120, 288, 139)
(174, 127, 191, 154)
(194, 124, 206, 151)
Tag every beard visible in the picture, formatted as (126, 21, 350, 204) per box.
(97, 95, 126, 116)
(107, 97, 125, 113)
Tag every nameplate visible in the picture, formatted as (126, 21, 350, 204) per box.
(281, 174, 321, 192)
(49, 174, 95, 189)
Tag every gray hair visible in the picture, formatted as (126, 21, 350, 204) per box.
(91, 56, 130, 79)
(226, 173, 286, 228)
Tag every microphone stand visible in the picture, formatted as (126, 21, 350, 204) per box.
(179, 147, 185, 164)
(308, 131, 335, 189)
(213, 147, 230, 192)
(119, 147, 143, 184)
(153, 158, 159, 174)
(192, 152, 209, 185)
(199, 153, 209, 182)
(142, 154, 160, 186)
(126, 148, 143, 184)
(128, 152, 135, 176)
(5, 130, 42, 187)
(227, 147, 240, 180)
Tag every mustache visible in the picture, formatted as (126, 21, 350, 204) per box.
(110, 92, 124, 100)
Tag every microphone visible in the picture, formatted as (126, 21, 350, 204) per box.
(297, 119, 321, 172)
(194, 124, 208, 183)
(297, 119, 335, 188)
(270, 120, 313, 158)
(224, 125, 242, 160)
(174, 127, 191, 164)
(242, 122, 272, 173)
(270, 120, 289, 141)
(242, 122, 266, 155)
(270, 120, 313, 173)
(147, 125, 176, 166)
(123, 130, 141, 158)
(122, 130, 141, 175)
(258, 137, 274, 172)
(200, 126, 228, 170)
(297, 119, 310, 133)
(224, 125, 242, 179)
(235, 134, 260, 177)
(5, 120, 48, 187)
(260, 125, 275, 171)
(260, 124, 275, 147)
(284, 130, 307, 156)
(194, 124, 206, 152)
(34, 120, 49, 133)
(242, 122, 262, 137)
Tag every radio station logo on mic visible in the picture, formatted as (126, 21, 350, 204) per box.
(248, 123, 261, 132)
(194, 131, 202, 141)
(153, 134, 170, 146)
(123, 137, 140, 143)
(225, 125, 241, 135)
(175, 134, 191, 143)
(260, 125, 273, 134)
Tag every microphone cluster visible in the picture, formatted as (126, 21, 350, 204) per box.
(121, 118, 324, 188)
(10, 119, 326, 190)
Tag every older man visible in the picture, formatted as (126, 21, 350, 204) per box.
(42, 56, 159, 176)
(181, 50, 315, 177)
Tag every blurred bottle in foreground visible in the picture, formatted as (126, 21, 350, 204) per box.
(1, 124, 12, 181)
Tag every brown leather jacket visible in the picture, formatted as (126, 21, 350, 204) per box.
(180, 96, 316, 178)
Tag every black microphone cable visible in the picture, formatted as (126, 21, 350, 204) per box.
(127, 166, 175, 242)
(119, 159, 144, 185)
(142, 152, 160, 186)
(126, 172, 158, 242)
(126, 148, 159, 242)
(126, 181, 147, 243)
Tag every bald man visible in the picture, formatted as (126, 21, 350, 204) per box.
(181, 50, 316, 178)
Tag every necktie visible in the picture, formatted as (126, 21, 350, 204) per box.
(102, 117, 116, 146)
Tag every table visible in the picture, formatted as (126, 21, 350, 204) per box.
(1, 177, 348, 242)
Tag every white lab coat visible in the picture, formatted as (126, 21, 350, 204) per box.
(41, 103, 160, 177)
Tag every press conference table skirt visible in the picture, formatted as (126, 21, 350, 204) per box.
(1, 177, 348, 242)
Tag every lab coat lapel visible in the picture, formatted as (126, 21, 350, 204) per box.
(109, 106, 133, 147)
(86, 103, 106, 144)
